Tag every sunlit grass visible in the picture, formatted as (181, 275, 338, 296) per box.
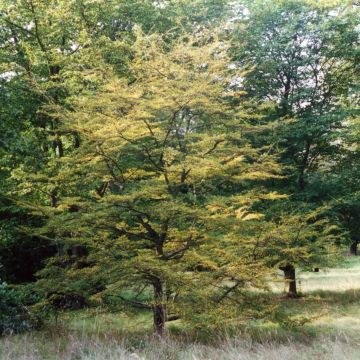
(270, 256, 360, 294)
(2, 257, 360, 359)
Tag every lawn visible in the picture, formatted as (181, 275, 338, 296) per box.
(2, 257, 360, 360)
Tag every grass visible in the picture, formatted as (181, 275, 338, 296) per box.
(2, 256, 360, 359)
(2, 331, 360, 360)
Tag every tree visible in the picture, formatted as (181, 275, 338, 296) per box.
(229, 0, 358, 291)
(32, 31, 283, 335)
(253, 206, 342, 297)
(232, 0, 359, 191)
(326, 137, 360, 255)
(0, 0, 233, 286)
(1, 0, 356, 336)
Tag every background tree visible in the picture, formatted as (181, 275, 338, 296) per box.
(230, 0, 359, 279)
(260, 207, 342, 297)
(232, 0, 359, 192)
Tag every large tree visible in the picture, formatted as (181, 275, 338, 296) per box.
(0, 0, 235, 285)
(31, 31, 283, 335)
(232, 0, 359, 191)
(229, 0, 359, 290)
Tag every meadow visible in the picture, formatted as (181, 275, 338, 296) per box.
(2, 257, 360, 360)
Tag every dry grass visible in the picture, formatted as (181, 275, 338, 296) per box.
(2, 257, 360, 360)
(1, 331, 360, 360)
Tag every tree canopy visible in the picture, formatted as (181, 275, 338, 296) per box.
(0, 0, 359, 336)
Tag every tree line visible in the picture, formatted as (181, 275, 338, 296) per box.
(0, 0, 359, 336)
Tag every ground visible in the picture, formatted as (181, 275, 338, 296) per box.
(2, 257, 360, 360)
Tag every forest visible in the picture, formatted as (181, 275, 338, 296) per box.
(0, 0, 359, 359)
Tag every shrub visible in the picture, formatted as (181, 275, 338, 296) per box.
(0, 281, 38, 336)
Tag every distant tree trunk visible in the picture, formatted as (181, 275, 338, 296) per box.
(280, 264, 298, 298)
(50, 191, 58, 208)
(74, 133, 81, 148)
(279, 73, 291, 116)
(152, 280, 166, 337)
(298, 140, 310, 190)
(69, 245, 88, 257)
(56, 136, 64, 157)
(350, 241, 358, 256)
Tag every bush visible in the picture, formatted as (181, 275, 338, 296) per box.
(0, 281, 38, 336)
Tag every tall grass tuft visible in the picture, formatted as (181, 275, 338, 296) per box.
(1, 331, 360, 360)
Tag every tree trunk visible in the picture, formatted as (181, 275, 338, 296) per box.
(56, 135, 64, 157)
(279, 74, 291, 116)
(50, 191, 58, 208)
(350, 241, 358, 256)
(280, 264, 298, 298)
(298, 140, 310, 190)
(152, 280, 166, 337)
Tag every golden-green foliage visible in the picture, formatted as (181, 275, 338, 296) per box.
(1, 0, 358, 339)
(32, 30, 285, 333)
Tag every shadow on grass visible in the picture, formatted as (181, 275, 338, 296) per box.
(244, 287, 360, 307)
(28, 287, 360, 348)
(304, 288, 360, 305)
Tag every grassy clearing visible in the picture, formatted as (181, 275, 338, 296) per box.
(2, 257, 360, 360)
(2, 331, 360, 360)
